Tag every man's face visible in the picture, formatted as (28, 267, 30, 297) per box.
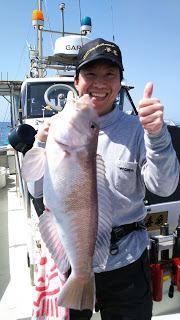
(74, 61, 121, 116)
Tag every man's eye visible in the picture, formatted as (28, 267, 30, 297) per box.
(107, 72, 115, 76)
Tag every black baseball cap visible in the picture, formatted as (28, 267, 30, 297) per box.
(76, 38, 124, 71)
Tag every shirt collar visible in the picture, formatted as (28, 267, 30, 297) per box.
(99, 104, 123, 130)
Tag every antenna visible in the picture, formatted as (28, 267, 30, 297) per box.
(110, 0, 115, 41)
(59, 3, 65, 37)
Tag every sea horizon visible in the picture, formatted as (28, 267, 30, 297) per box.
(0, 121, 11, 146)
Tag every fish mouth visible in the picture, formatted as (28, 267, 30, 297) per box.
(55, 139, 69, 148)
(54, 120, 80, 147)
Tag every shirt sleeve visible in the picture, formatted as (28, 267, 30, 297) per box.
(141, 123, 180, 197)
(27, 139, 45, 198)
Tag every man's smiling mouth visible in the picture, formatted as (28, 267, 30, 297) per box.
(90, 93, 107, 98)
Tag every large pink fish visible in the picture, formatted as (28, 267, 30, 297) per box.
(22, 92, 112, 311)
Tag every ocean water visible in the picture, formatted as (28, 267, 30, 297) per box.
(0, 122, 11, 146)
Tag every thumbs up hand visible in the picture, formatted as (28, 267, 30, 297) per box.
(138, 82, 164, 134)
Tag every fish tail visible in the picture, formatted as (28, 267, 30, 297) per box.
(57, 272, 95, 311)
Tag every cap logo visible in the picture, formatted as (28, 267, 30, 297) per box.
(106, 47, 118, 56)
(83, 42, 117, 61)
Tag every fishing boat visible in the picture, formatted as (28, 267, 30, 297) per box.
(0, 1, 180, 319)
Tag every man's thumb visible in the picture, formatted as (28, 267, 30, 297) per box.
(143, 82, 153, 99)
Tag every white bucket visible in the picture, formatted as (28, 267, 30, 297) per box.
(0, 167, 6, 188)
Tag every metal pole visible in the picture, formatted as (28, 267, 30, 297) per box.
(59, 3, 65, 37)
(15, 151, 25, 206)
(38, 0, 43, 58)
(11, 84, 16, 127)
(38, 0, 43, 77)
(39, 28, 81, 36)
(124, 87, 138, 115)
(10, 91, 13, 128)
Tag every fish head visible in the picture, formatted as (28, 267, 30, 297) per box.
(49, 92, 99, 149)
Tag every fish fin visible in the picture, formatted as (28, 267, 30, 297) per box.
(57, 272, 95, 311)
(39, 211, 70, 273)
(21, 147, 46, 181)
(94, 154, 112, 269)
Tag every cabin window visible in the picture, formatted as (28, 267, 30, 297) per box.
(25, 82, 76, 118)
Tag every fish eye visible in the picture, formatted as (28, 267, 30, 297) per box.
(89, 122, 97, 131)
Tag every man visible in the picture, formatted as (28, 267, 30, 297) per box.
(29, 38, 179, 319)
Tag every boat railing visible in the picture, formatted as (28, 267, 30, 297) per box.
(0, 145, 26, 208)
(0, 145, 15, 152)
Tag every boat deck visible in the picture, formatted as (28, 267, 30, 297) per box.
(0, 172, 180, 320)
(0, 171, 33, 320)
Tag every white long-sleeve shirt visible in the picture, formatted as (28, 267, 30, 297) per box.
(28, 105, 180, 272)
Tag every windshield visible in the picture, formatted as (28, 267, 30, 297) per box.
(25, 81, 76, 118)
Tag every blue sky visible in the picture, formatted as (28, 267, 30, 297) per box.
(0, 0, 180, 122)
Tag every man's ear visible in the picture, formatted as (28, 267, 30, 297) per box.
(74, 75, 79, 91)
